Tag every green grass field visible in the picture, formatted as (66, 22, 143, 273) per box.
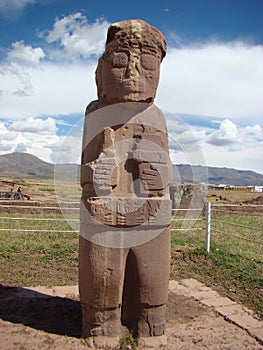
(0, 210, 262, 319)
(170, 213, 263, 319)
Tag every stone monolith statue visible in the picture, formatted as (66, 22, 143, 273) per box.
(79, 19, 172, 347)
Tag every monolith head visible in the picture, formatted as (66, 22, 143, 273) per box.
(95, 19, 167, 103)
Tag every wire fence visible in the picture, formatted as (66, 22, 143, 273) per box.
(0, 203, 79, 234)
(170, 202, 263, 259)
(0, 203, 262, 254)
(207, 203, 263, 263)
(211, 205, 263, 245)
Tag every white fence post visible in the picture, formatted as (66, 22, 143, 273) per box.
(206, 202, 211, 253)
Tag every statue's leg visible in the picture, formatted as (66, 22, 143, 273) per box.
(132, 227, 171, 337)
(79, 236, 129, 337)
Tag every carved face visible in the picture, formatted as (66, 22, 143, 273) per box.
(98, 46, 162, 103)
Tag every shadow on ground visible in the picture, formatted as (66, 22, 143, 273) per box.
(0, 284, 82, 338)
(0, 284, 207, 339)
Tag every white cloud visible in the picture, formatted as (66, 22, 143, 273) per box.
(167, 115, 263, 174)
(240, 124, 262, 141)
(8, 117, 57, 134)
(15, 142, 27, 153)
(50, 135, 82, 164)
(0, 12, 262, 174)
(1, 62, 33, 96)
(177, 129, 206, 145)
(41, 13, 109, 60)
(0, 121, 7, 132)
(207, 119, 241, 146)
(0, 117, 61, 163)
(0, 61, 97, 117)
(0, 113, 262, 174)
(169, 129, 206, 153)
(8, 41, 45, 65)
(200, 142, 263, 174)
(1, 15, 262, 124)
(0, 144, 13, 152)
(0, 122, 15, 151)
(157, 42, 263, 121)
(206, 119, 263, 148)
(0, 115, 83, 164)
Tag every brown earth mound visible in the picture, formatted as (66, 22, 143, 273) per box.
(243, 195, 263, 205)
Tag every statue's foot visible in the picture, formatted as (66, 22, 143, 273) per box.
(84, 321, 129, 349)
(89, 319, 129, 337)
(138, 304, 166, 337)
(85, 335, 120, 349)
(81, 305, 129, 338)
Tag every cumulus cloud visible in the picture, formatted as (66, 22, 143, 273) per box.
(207, 119, 241, 146)
(169, 129, 206, 153)
(1, 14, 262, 123)
(240, 124, 262, 140)
(0, 116, 61, 162)
(177, 129, 206, 145)
(0, 115, 82, 164)
(198, 118, 263, 173)
(0, 12, 262, 173)
(8, 41, 45, 65)
(166, 114, 263, 173)
(206, 119, 263, 147)
(40, 13, 109, 60)
(8, 117, 57, 134)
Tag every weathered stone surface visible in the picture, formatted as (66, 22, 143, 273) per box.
(79, 18, 171, 340)
(95, 19, 166, 104)
(170, 183, 207, 214)
(81, 197, 171, 226)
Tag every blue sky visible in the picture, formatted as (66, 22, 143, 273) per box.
(0, 0, 262, 174)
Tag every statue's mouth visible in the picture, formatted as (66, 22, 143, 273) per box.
(121, 81, 144, 93)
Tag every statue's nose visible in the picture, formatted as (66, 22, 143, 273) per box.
(124, 59, 140, 79)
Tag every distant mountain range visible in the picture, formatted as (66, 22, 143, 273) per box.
(173, 164, 263, 186)
(0, 152, 262, 186)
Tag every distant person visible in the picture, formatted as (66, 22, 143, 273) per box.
(17, 186, 24, 200)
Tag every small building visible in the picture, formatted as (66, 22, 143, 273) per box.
(254, 186, 263, 193)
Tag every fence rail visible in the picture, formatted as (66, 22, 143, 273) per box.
(0, 203, 262, 252)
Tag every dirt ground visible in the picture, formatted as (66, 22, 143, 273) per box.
(1, 183, 262, 349)
(0, 280, 262, 350)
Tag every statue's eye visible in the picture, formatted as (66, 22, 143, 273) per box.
(141, 54, 158, 70)
(111, 52, 128, 68)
